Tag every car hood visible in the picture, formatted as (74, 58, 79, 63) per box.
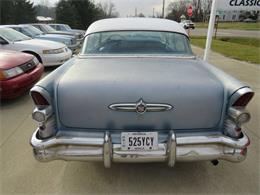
(71, 29, 85, 35)
(49, 31, 75, 36)
(57, 57, 224, 131)
(47, 33, 74, 39)
(19, 39, 66, 50)
(38, 34, 71, 41)
(0, 49, 33, 69)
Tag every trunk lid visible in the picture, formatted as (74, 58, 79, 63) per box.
(57, 57, 224, 130)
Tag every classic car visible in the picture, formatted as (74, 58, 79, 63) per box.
(30, 18, 254, 168)
(4, 25, 79, 52)
(0, 27, 72, 67)
(0, 49, 44, 99)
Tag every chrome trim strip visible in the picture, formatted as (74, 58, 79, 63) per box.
(30, 86, 52, 105)
(31, 130, 250, 167)
(109, 99, 173, 113)
(229, 87, 254, 107)
(78, 54, 196, 59)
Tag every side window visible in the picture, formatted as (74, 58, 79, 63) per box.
(0, 37, 8, 45)
(60, 26, 66, 31)
(21, 28, 30, 36)
(12, 27, 19, 32)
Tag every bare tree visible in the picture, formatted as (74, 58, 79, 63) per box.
(97, 1, 119, 18)
(201, 0, 212, 22)
(166, 0, 187, 21)
(166, 0, 212, 22)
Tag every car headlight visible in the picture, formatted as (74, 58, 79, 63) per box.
(43, 48, 64, 54)
(0, 67, 24, 80)
(70, 38, 76, 45)
(63, 40, 71, 46)
(33, 57, 39, 65)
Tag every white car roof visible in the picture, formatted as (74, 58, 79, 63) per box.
(86, 18, 187, 36)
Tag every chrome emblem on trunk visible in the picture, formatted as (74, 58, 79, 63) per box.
(109, 99, 173, 114)
(136, 99, 147, 114)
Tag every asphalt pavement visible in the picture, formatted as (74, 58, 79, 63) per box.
(190, 28, 260, 38)
(0, 47, 259, 195)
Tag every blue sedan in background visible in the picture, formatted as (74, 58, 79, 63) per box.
(4, 24, 80, 52)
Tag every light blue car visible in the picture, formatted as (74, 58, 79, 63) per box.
(29, 18, 254, 168)
(4, 25, 79, 52)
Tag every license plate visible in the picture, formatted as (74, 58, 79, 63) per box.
(121, 132, 158, 151)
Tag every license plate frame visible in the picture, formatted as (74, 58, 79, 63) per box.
(121, 132, 158, 151)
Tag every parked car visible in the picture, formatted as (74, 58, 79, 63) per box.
(0, 49, 44, 99)
(180, 20, 195, 29)
(49, 23, 85, 39)
(31, 24, 82, 42)
(30, 18, 254, 168)
(4, 25, 79, 52)
(0, 27, 72, 66)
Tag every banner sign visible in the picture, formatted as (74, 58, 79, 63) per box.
(217, 0, 260, 10)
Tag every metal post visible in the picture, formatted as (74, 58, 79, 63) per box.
(214, 15, 219, 39)
(203, 0, 218, 61)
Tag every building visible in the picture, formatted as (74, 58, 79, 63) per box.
(217, 10, 241, 22)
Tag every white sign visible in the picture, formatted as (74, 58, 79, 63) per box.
(217, 0, 260, 10)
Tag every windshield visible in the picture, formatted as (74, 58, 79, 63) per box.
(23, 26, 43, 36)
(42, 24, 56, 32)
(0, 28, 31, 42)
(82, 31, 192, 55)
(64, 25, 72, 30)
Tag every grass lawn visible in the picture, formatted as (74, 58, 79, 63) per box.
(196, 22, 260, 30)
(190, 37, 260, 64)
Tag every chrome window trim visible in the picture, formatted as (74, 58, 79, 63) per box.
(229, 87, 253, 107)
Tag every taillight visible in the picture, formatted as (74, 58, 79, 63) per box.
(232, 92, 254, 107)
(225, 89, 254, 138)
(31, 91, 49, 107)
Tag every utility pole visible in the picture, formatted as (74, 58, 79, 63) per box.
(135, 7, 137, 17)
(162, 0, 165, 18)
(153, 8, 155, 18)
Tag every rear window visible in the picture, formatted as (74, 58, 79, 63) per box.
(82, 31, 192, 55)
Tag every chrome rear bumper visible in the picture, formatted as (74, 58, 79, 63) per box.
(30, 130, 250, 168)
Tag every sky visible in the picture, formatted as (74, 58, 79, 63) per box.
(31, 0, 179, 17)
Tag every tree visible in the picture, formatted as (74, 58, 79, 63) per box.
(0, 0, 36, 24)
(55, 0, 79, 28)
(201, 0, 212, 22)
(166, 0, 212, 22)
(97, 1, 119, 18)
(166, 1, 187, 22)
(192, 0, 203, 22)
(138, 13, 145, 17)
(56, 0, 117, 30)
